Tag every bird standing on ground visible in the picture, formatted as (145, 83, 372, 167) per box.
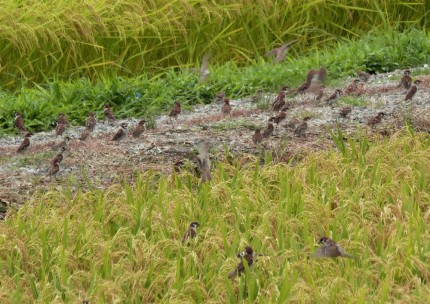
(294, 117, 310, 137)
(262, 122, 274, 139)
(47, 159, 61, 179)
(313, 237, 354, 258)
(17, 132, 32, 153)
(252, 129, 263, 145)
(398, 70, 412, 90)
(132, 120, 146, 138)
(169, 101, 181, 123)
(57, 113, 69, 126)
(85, 112, 97, 131)
(326, 89, 342, 104)
(79, 129, 90, 141)
(271, 91, 286, 112)
(55, 121, 67, 136)
(367, 112, 385, 127)
(112, 123, 128, 141)
(228, 246, 255, 278)
(271, 107, 288, 125)
(344, 79, 361, 95)
(404, 80, 421, 101)
(182, 222, 200, 244)
(221, 98, 232, 117)
(104, 103, 116, 123)
(14, 112, 26, 134)
(339, 106, 352, 118)
(214, 91, 225, 103)
(265, 40, 297, 63)
(51, 146, 67, 165)
(51, 136, 71, 150)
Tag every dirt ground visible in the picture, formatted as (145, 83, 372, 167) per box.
(1, 67, 430, 214)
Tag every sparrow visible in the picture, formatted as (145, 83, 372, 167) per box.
(398, 70, 412, 90)
(339, 106, 352, 118)
(57, 113, 69, 126)
(47, 159, 61, 179)
(271, 91, 286, 112)
(357, 71, 371, 82)
(182, 221, 200, 244)
(326, 89, 342, 104)
(51, 136, 71, 150)
(265, 40, 297, 63)
(284, 118, 301, 129)
(169, 100, 181, 121)
(85, 112, 97, 131)
(262, 122, 274, 139)
(17, 132, 32, 153)
(367, 112, 385, 127)
(104, 103, 116, 123)
(14, 112, 26, 134)
(251, 89, 264, 103)
(271, 107, 288, 125)
(404, 80, 421, 101)
(55, 121, 67, 136)
(214, 91, 225, 103)
(132, 120, 146, 138)
(252, 129, 263, 145)
(112, 123, 128, 141)
(51, 146, 67, 165)
(197, 140, 211, 183)
(344, 79, 362, 95)
(296, 82, 310, 95)
(314, 237, 354, 258)
(79, 128, 91, 141)
(199, 53, 210, 83)
(228, 246, 255, 278)
(294, 117, 310, 137)
(221, 98, 232, 117)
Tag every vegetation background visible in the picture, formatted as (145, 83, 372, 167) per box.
(1, 0, 430, 303)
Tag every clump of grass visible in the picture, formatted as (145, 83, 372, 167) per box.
(0, 1, 428, 86)
(1, 131, 430, 302)
(340, 96, 369, 107)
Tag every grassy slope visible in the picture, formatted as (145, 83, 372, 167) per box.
(1, 130, 430, 302)
(0, 0, 426, 86)
(1, 29, 429, 135)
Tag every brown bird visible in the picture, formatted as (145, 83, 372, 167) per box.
(85, 112, 97, 131)
(294, 117, 310, 137)
(271, 107, 288, 125)
(182, 222, 200, 244)
(199, 53, 210, 83)
(214, 91, 225, 103)
(339, 106, 352, 118)
(132, 120, 146, 138)
(398, 70, 412, 90)
(314, 237, 354, 258)
(47, 159, 61, 179)
(57, 113, 69, 126)
(271, 92, 286, 112)
(17, 132, 32, 153)
(55, 122, 67, 136)
(357, 71, 371, 82)
(326, 89, 342, 104)
(367, 112, 385, 127)
(197, 140, 211, 183)
(284, 118, 301, 130)
(221, 98, 232, 117)
(104, 103, 116, 123)
(252, 129, 263, 145)
(169, 100, 181, 122)
(228, 246, 255, 279)
(296, 82, 310, 94)
(112, 123, 128, 141)
(404, 80, 421, 101)
(265, 40, 297, 63)
(344, 79, 362, 95)
(51, 146, 67, 165)
(14, 112, 26, 134)
(262, 122, 274, 139)
(51, 136, 71, 150)
(79, 128, 91, 141)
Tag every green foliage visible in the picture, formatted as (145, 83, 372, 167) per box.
(0, 0, 427, 86)
(1, 29, 429, 135)
(2, 132, 430, 302)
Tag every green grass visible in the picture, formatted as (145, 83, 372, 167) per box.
(1, 29, 429, 136)
(1, 130, 430, 302)
(0, 0, 427, 86)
